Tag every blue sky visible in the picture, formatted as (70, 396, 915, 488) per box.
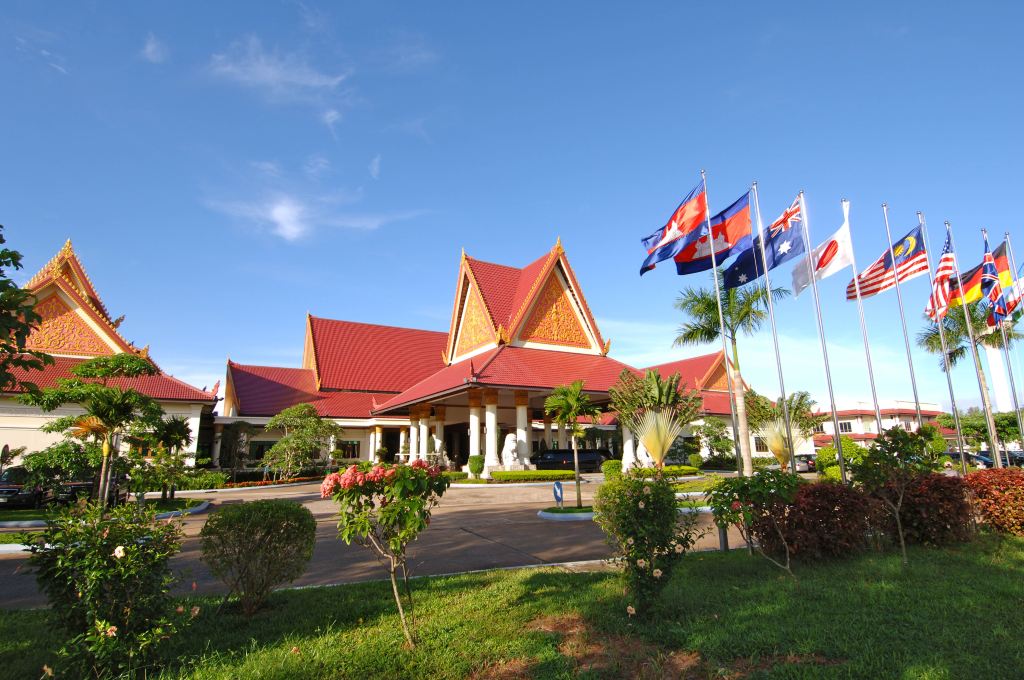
(2, 1, 1022, 412)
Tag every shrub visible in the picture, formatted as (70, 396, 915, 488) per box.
(633, 464, 699, 478)
(223, 476, 320, 488)
(200, 500, 316, 616)
(443, 471, 469, 481)
(687, 453, 703, 470)
(965, 468, 1024, 535)
(708, 469, 802, 576)
(896, 474, 973, 546)
(700, 453, 737, 471)
(601, 459, 622, 480)
(751, 457, 777, 469)
(468, 455, 484, 479)
(759, 482, 874, 561)
(146, 469, 226, 491)
(594, 471, 705, 616)
(25, 502, 184, 677)
(323, 461, 450, 647)
(490, 470, 576, 482)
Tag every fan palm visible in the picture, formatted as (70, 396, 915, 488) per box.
(674, 269, 790, 475)
(545, 380, 602, 508)
(918, 302, 1021, 465)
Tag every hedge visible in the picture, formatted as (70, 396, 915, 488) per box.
(965, 468, 1024, 536)
(489, 470, 577, 482)
(444, 471, 469, 481)
(223, 476, 321, 489)
(634, 465, 700, 478)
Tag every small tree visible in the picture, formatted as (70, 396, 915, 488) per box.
(0, 225, 54, 393)
(263, 403, 343, 479)
(219, 421, 253, 481)
(23, 441, 101, 497)
(545, 380, 602, 508)
(692, 417, 734, 458)
(322, 461, 449, 647)
(849, 428, 931, 565)
(148, 416, 193, 500)
(917, 423, 950, 464)
(22, 354, 164, 509)
(0, 445, 18, 473)
(753, 418, 807, 472)
(634, 409, 684, 471)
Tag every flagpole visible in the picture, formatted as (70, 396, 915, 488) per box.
(987, 229, 1024, 459)
(702, 169, 746, 476)
(844, 199, 885, 430)
(920, 214, 969, 475)
(947, 222, 1003, 466)
(1006, 233, 1024, 446)
(798, 191, 847, 483)
(751, 182, 797, 473)
(881, 203, 925, 430)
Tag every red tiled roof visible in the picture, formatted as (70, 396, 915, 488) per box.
(645, 352, 721, 391)
(6, 356, 216, 403)
(812, 408, 945, 418)
(227, 362, 398, 419)
(813, 433, 879, 447)
(464, 256, 529, 330)
(308, 317, 448, 392)
(374, 345, 636, 413)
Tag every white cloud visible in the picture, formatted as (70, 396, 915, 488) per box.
(209, 36, 350, 100)
(376, 31, 438, 73)
(251, 160, 281, 177)
(322, 108, 341, 138)
(368, 154, 381, 180)
(322, 210, 428, 231)
(304, 155, 331, 178)
(141, 33, 168, 63)
(208, 195, 311, 241)
(48, 62, 68, 75)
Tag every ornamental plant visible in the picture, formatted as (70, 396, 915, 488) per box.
(468, 454, 484, 479)
(965, 467, 1024, 535)
(25, 501, 184, 678)
(322, 460, 450, 647)
(594, 470, 705, 616)
(707, 469, 802, 577)
(200, 500, 317, 616)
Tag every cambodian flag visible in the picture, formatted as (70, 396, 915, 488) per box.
(673, 191, 753, 276)
(639, 182, 708, 275)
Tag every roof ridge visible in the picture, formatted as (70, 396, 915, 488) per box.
(309, 315, 446, 337)
(231, 361, 313, 372)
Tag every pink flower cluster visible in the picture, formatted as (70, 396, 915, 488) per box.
(321, 461, 443, 498)
(410, 459, 442, 477)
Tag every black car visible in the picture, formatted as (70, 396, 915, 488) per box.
(56, 472, 129, 506)
(0, 466, 53, 508)
(530, 449, 610, 472)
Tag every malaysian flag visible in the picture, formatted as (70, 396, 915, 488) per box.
(846, 224, 929, 300)
(925, 226, 955, 321)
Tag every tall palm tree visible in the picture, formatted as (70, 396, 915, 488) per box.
(674, 269, 790, 475)
(918, 303, 1021, 465)
(152, 416, 193, 499)
(545, 380, 601, 508)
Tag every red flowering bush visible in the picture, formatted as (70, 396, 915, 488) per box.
(323, 461, 448, 646)
(965, 468, 1024, 536)
(896, 473, 973, 547)
(224, 476, 320, 488)
(757, 481, 874, 562)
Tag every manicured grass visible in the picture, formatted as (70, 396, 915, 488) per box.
(672, 476, 718, 493)
(0, 531, 38, 544)
(0, 508, 50, 522)
(3, 537, 1022, 678)
(541, 505, 593, 514)
(0, 499, 195, 523)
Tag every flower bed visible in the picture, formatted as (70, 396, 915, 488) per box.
(223, 476, 321, 489)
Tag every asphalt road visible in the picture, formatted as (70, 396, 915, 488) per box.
(0, 477, 744, 609)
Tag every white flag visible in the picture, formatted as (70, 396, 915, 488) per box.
(792, 200, 854, 297)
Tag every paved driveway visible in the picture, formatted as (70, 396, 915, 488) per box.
(0, 478, 744, 609)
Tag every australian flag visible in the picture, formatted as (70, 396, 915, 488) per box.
(723, 196, 804, 289)
(639, 182, 708, 275)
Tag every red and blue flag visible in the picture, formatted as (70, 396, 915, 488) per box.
(639, 182, 708, 275)
(673, 191, 753, 275)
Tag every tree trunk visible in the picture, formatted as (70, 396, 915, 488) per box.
(389, 560, 415, 648)
(572, 436, 583, 508)
(97, 436, 111, 510)
(974, 345, 1003, 467)
(728, 339, 753, 476)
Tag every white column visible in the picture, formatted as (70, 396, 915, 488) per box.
(622, 427, 637, 472)
(367, 429, 376, 461)
(515, 391, 530, 465)
(211, 426, 223, 467)
(409, 415, 419, 462)
(418, 407, 430, 460)
(434, 405, 447, 455)
(399, 428, 407, 462)
(483, 389, 499, 478)
(468, 392, 482, 459)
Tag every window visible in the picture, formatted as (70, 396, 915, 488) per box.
(902, 420, 913, 431)
(754, 436, 769, 453)
(813, 423, 825, 434)
(248, 441, 275, 461)
(838, 421, 853, 434)
(334, 440, 360, 459)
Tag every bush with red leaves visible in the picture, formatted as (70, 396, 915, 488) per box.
(894, 473, 973, 546)
(964, 468, 1024, 536)
(755, 482, 874, 561)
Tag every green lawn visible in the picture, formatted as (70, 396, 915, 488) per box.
(0, 531, 38, 544)
(672, 476, 718, 493)
(2, 536, 1022, 678)
(0, 498, 195, 523)
(0, 507, 49, 522)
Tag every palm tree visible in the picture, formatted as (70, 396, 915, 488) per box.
(918, 303, 1021, 465)
(152, 416, 193, 499)
(545, 380, 602, 508)
(674, 270, 790, 475)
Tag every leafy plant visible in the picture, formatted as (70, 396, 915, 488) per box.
(816, 435, 865, 480)
(322, 461, 450, 647)
(753, 417, 807, 471)
(200, 500, 317, 616)
(965, 468, 1024, 535)
(700, 452, 738, 471)
(545, 380, 602, 508)
(594, 471, 705, 616)
(759, 482, 874, 561)
(634, 409, 684, 470)
(263, 404, 343, 479)
(897, 473, 973, 546)
(147, 416, 193, 500)
(602, 459, 623, 481)
(849, 428, 932, 565)
(745, 390, 827, 438)
(24, 501, 184, 677)
(0, 226, 54, 394)
(22, 440, 101, 495)
(692, 418, 735, 460)
(687, 453, 703, 469)
(468, 455, 484, 479)
(707, 469, 802, 577)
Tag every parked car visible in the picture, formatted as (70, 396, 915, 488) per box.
(794, 454, 817, 473)
(530, 449, 610, 472)
(56, 472, 129, 506)
(0, 466, 54, 508)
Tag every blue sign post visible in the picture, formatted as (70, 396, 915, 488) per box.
(552, 481, 564, 509)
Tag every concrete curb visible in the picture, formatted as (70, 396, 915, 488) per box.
(0, 519, 46, 528)
(451, 479, 592, 488)
(0, 543, 29, 554)
(675, 491, 707, 499)
(155, 501, 210, 520)
(678, 506, 712, 514)
(537, 510, 595, 521)
(174, 481, 317, 495)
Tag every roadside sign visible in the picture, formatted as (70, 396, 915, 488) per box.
(553, 481, 563, 509)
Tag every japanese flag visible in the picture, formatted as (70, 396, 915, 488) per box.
(791, 200, 854, 297)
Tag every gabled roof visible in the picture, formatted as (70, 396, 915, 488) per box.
(644, 352, 723, 391)
(226, 361, 396, 418)
(307, 317, 448, 392)
(26, 239, 113, 323)
(6, 356, 217, 403)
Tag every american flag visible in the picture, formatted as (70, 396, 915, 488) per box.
(846, 224, 929, 300)
(925, 227, 956, 321)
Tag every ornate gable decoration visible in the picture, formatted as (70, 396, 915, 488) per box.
(454, 282, 496, 358)
(26, 293, 113, 357)
(517, 270, 591, 349)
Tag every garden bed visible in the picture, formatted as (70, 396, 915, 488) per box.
(453, 470, 581, 484)
(1, 536, 1020, 678)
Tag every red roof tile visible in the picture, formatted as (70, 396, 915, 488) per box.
(6, 356, 216, 403)
(308, 317, 448, 392)
(645, 352, 721, 391)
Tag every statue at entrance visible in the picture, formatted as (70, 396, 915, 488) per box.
(500, 433, 518, 468)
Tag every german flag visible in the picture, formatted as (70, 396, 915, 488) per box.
(949, 241, 1014, 307)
